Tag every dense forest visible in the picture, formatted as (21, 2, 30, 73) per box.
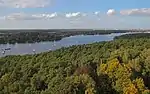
(0, 29, 142, 44)
(115, 33, 150, 40)
(0, 34, 150, 94)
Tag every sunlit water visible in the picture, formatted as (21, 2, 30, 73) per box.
(0, 33, 132, 57)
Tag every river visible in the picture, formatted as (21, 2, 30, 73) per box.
(0, 32, 132, 57)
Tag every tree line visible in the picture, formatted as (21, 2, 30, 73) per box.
(114, 33, 150, 40)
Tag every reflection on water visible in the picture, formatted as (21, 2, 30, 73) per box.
(0, 33, 128, 57)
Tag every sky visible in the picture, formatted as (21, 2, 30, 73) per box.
(0, 0, 150, 29)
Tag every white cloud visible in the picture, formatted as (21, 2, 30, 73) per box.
(65, 12, 86, 18)
(94, 11, 100, 15)
(0, 0, 51, 8)
(120, 8, 150, 16)
(3, 12, 58, 20)
(95, 11, 99, 15)
(4, 13, 40, 20)
(4, 13, 30, 20)
(107, 9, 116, 15)
(32, 12, 57, 19)
(48, 12, 57, 18)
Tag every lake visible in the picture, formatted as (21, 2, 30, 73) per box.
(0, 32, 132, 57)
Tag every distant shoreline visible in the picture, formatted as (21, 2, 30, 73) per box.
(0, 29, 150, 44)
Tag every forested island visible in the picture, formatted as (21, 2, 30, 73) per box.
(0, 29, 147, 44)
(0, 33, 150, 94)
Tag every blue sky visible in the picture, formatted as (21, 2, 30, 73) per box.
(52, 0, 149, 12)
(0, 0, 150, 29)
(1, 0, 150, 13)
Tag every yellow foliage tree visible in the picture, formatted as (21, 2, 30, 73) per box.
(133, 78, 146, 93)
(123, 84, 138, 94)
(85, 87, 96, 94)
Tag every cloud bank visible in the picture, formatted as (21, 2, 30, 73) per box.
(0, 8, 150, 29)
(0, 9, 117, 21)
(2, 12, 58, 20)
(120, 8, 150, 16)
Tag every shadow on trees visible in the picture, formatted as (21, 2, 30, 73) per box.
(143, 76, 150, 89)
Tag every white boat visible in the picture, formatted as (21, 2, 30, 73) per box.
(33, 49, 35, 52)
(33, 49, 36, 54)
(2, 51, 5, 55)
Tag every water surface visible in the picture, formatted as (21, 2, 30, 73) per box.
(0, 33, 130, 57)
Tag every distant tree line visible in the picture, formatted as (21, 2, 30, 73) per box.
(114, 33, 150, 39)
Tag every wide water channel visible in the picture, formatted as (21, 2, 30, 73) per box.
(0, 32, 133, 57)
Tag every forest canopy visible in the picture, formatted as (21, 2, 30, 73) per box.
(0, 35, 150, 94)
